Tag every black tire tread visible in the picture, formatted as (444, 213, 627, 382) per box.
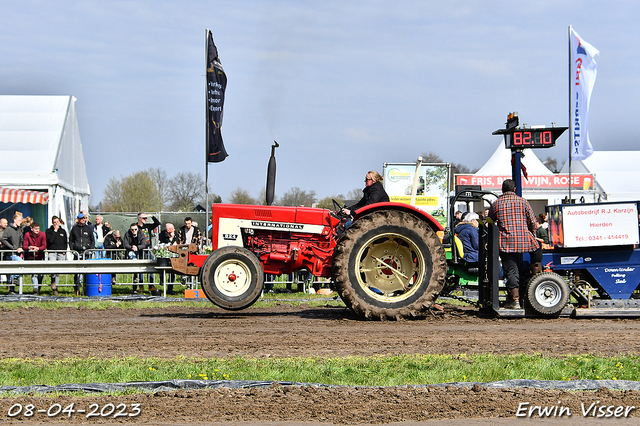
(332, 210, 446, 320)
(526, 272, 569, 317)
(200, 246, 264, 311)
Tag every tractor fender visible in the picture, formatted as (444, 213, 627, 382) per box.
(352, 202, 443, 234)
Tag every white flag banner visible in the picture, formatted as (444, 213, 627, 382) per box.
(570, 27, 599, 161)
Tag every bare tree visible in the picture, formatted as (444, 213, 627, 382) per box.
(167, 172, 205, 212)
(346, 188, 363, 203)
(147, 167, 170, 210)
(419, 152, 478, 189)
(208, 193, 223, 204)
(280, 187, 317, 207)
(229, 187, 257, 205)
(316, 195, 346, 210)
(420, 151, 444, 163)
(102, 171, 162, 212)
(543, 156, 558, 173)
(257, 187, 278, 206)
(452, 163, 473, 174)
(197, 192, 223, 210)
(89, 201, 103, 213)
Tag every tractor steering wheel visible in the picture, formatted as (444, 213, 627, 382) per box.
(330, 198, 350, 221)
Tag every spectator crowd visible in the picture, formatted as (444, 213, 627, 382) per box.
(0, 211, 203, 296)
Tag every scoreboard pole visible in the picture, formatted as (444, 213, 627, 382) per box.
(568, 26, 574, 202)
(511, 151, 523, 196)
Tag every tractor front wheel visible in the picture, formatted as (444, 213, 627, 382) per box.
(200, 246, 264, 310)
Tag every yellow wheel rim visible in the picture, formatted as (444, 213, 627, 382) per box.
(354, 232, 426, 302)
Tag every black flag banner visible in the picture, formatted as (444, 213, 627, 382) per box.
(206, 30, 228, 163)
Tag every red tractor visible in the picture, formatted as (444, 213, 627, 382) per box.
(173, 201, 447, 320)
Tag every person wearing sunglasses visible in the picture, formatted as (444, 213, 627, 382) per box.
(123, 223, 147, 293)
(135, 212, 161, 293)
(69, 213, 95, 295)
(342, 170, 390, 216)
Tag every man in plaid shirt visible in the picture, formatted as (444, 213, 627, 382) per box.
(488, 179, 542, 309)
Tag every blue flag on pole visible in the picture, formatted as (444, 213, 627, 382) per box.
(570, 27, 599, 161)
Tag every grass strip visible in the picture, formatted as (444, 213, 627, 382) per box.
(1, 354, 639, 389)
(0, 297, 345, 310)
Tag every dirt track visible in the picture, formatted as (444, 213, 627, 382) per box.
(1, 302, 640, 424)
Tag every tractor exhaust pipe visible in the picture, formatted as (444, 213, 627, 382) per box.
(265, 140, 279, 205)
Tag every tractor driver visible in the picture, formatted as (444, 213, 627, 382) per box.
(342, 170, 390, 216)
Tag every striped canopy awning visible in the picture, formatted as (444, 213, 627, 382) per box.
(0, 187, 49, 204)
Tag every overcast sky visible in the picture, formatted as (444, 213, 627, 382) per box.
(1, 0, 638, 205)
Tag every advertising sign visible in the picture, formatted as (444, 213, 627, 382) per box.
(548, 202, 640, 248)
(455, 174, 594, 190)
(383, 163, 449, 215)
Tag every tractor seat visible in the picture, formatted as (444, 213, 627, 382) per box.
(454, 234, 478, 275)
(454, 234, 464, 261)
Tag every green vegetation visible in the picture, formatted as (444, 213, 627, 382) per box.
(1, 274, 340, 305)
(1, 354, 638, 389)
(0, 292, 344, 310)
(0, 297, 344, 311)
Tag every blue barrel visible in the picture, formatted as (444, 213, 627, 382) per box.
(86, 258, 112, 296)
(86, 273, 112, 296)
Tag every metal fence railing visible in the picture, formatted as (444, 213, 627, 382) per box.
(0, 248, 197, 297)
(1, 248, 326, 297)
(263, 271, 332, 294)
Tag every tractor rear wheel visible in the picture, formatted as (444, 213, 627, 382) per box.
(332, 210, 446, 320)
(200, 246, 264, 310)
(526, 272, 569, 317)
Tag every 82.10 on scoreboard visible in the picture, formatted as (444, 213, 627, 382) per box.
(492, 113, 568, 150)
(507, 129, 554, 148)
(504, 127, 568, 149)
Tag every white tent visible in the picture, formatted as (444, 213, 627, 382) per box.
(475, 142, 553, 176)
(561, 151, 640, 202)
(462, 143, 598, 214)
(0, 95, 90, 226)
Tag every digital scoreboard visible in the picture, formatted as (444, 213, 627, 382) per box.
(492, 113, 568, 150)
(492, 112, 568, 196)
(506, 128, 567, 149)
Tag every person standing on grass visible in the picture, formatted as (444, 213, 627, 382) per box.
(104, 229, 124, 285)
(136, 213, 161, 292)
(69, 213, 95, 296)
(159, 223, 179, 295)
(93, 214, 110, 258)
(46, 216, 68, 296)
(23, 222, 46, 295)
(123, 223, 147, 294)
(0, 218, 8, 286)
(0, 213, 24, 294)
